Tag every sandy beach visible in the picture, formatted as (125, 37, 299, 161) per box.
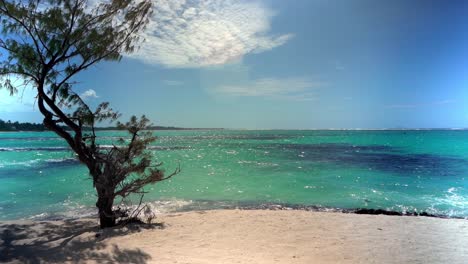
(1, 209, 467, 264)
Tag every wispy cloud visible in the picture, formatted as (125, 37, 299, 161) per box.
(386, 99, 455, 109)
(163, 80, 184, 86)
(0, 87, 36, 113)
(80, 89, 99, 99)
(333, 61, 345, 71)
(211, 77, 326, 101)
(128, 0, 293, 68)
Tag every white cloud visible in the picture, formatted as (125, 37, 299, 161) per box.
(80, 89, 99, 99)
(129, 0, 293, 68)
(210, 77, 326, 101)
(163, 80, 184, 86)
(334, 61, 345, 71)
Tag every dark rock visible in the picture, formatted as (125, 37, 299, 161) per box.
(354, 208, 402, 216)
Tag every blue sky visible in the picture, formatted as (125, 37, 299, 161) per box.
(2, 0, 468, 129)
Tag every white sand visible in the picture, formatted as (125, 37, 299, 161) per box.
(1, 210, 468, 263)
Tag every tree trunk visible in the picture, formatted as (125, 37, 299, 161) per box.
(96, 186, 116, 228)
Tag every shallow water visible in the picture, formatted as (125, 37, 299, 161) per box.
(1, 130, 467, 220)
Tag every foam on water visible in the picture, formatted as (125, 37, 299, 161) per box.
(0, 157, 79, 168)
(0, 147, 69, 152)
(26, 199, 195, 221)
(429, 187, 468, 217)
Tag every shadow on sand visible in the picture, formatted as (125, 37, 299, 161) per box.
(0, 219, 158, 263)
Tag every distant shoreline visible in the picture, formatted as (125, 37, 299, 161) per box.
(0, 118, 225, 131)
(3, 119, 468, 131)
(0, 126, 225, 132)
(3, 128, 468, 132)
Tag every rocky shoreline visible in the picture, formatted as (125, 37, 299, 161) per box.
(175, 200, 467, 220)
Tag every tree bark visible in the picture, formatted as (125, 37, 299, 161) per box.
(96, 185, 116, 228)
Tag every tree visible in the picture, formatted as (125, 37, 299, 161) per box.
(0, 0, 179, 228)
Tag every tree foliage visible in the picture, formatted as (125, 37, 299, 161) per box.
(0, 119, 47, 131)
(0, 0, 179, 228)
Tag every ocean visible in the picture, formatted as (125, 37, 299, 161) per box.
(1, 130, 467, 220)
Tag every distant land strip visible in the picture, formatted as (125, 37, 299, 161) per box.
(0, 119, 223, 132)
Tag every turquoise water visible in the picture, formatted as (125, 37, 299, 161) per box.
(1, 130, 468, 220)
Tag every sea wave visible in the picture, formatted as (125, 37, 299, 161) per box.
(0, 136, 59, 141)
(427, 187, 468, 217)
(26, 199, 195, 221)
(0, 159, 42, 167)
(0, 157, 79, 169)
(162, 134, 299, 141)
(98, 145, 191, 151)
(15, 198, 468, 221)
(44, 158, 79, 165)
(0, 145, 190, 152)
(0, 147, 70, 152)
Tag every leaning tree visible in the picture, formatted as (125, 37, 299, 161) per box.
(0, 0, 179, 228)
